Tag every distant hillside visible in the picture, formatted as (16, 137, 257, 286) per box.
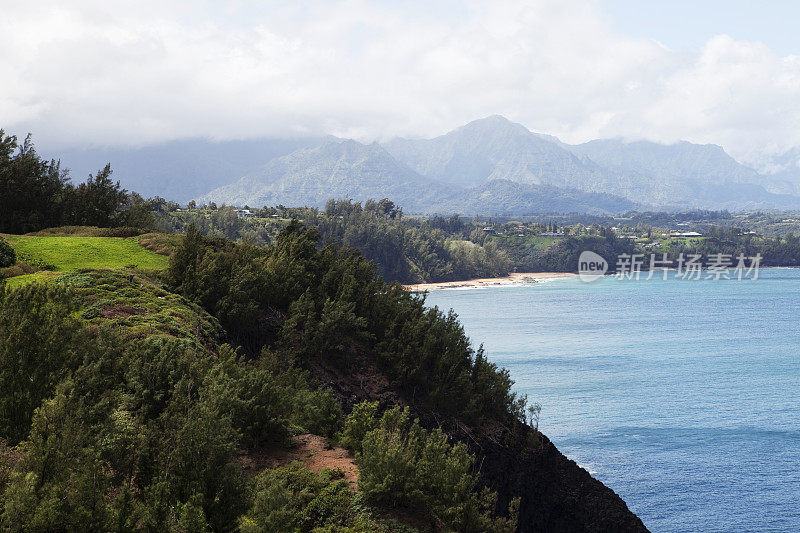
(197, 138, 453, 211)
(45, 115, 800, 213)
(49, 137, 324, 202)
(385, 116, 800, 210)
(197, 136, 638, 215)
(384, 115, 607, 190)
(428, 179, 638, 215)
(565, 138, 777, 207)
(750, 147, 800, 195)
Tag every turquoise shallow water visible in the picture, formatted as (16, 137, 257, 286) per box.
(423, 269, 800, 533)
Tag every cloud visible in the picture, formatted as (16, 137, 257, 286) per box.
(2, 0, 800, 165)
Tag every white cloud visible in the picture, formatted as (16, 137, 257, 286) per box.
(2, 0, 800, 165)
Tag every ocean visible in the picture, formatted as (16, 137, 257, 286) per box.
(423, 269, 800, 533)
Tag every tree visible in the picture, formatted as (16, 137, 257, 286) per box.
(62, 164, 128, 227)
(527, 403, 541, 431)
(0, 284, 83, 443)
(118, 192, 156, 228)
(0, 237, 15, 268)
(0, 131, 67, 233)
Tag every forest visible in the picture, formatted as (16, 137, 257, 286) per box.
(0, 129, 655, 531)
(0, 224, 527, 531)
(0, 131, 527, 530)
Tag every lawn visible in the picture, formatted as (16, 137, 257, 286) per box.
(4, 235, 169, 273)
(3, 273, 56, 290)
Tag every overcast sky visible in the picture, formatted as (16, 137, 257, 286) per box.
(3, 0, 800, 166)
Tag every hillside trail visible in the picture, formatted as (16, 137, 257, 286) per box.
(237, 433, 359, 492)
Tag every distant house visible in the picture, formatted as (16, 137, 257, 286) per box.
(670, 231, 702, 237)
(236, 209, 254, 218)
(482, 227, 496, 234)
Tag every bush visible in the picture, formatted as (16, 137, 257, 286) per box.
(0, 284, 84, 443)
(346, 402, 519, 533)
(0, 238, 14, 268)
(25, 226, 147, 238)
(239, 462, 357, 532)
(339, 401, 379, 455)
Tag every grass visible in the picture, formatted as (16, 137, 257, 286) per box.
(3, 273, 56, 290)
(56, 270, 224, 350)
(4, 235, 169, 273)
(491, 234, 555, 249)
(0, 231, 221, 350)
(138, 232, 184, 256)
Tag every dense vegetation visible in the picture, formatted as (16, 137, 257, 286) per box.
(0, 238, 14, 268)
(156, 200, 513, 283)
(154, 200, 636, 282)
(340, 402, 518, 532)
(0, 217, 526, 530)
(155, 201, 800, 279)
(165, 222, 523, 423)
(0, 131, 153, 234)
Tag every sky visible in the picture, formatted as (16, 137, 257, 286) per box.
(2, 0, 800, 168)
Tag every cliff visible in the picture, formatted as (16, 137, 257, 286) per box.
(310, 354, 649, 532)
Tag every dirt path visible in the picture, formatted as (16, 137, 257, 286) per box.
(238, 433, 359, 491)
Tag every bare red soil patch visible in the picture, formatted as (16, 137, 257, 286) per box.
(238, 433, 359, 492)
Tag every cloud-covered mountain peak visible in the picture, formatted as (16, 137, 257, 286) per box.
(453, 114, 531, 135)
(384, 115, 600, 189)
(568, 137, 759, 183)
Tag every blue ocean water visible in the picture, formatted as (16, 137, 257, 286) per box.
(423, 269, 800, 533)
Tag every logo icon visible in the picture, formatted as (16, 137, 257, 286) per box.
(578, 251, 607, 282)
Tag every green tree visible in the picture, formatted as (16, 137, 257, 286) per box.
(348, 403, 518, 532)
(0, 237, 14, 268)
(0, 284, 84, 443)
(62, 163, 128, 227)
(0, 132, 67, 234)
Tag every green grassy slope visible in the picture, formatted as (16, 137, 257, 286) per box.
(61, 269, 223, 350)
(5, 235, 169, 272)
(3, 273, 55, 290)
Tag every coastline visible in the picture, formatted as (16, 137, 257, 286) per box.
(403, 272, 576, 292)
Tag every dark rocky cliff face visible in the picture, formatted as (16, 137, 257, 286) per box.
(455, 422, 648, 532)
(311, 356, 649, 533)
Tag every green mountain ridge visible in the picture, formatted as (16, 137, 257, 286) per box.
(46, 116, 800, 213)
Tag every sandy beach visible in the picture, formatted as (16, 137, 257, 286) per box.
(403, 272, 576, 291)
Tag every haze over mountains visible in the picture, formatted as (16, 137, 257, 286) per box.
(54, 116, 800, 214)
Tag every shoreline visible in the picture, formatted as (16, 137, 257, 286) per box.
(403, 272, 576, 292)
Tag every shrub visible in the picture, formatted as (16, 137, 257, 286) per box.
(239, 462, 357, 532)
(0, 284, 84, 443)
(25, 226, 146, 237)
(289, 387, 342, 438)
(347, 402, 519, 533)
(339, 401, 379, 454)
(0, 238, 14, 268)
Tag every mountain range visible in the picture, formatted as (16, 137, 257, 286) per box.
(51, 116, 800, 214)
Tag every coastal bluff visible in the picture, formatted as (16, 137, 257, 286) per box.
(310, 354, 649, 532)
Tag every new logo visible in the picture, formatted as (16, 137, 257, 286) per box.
(578, 251, 607, 282)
